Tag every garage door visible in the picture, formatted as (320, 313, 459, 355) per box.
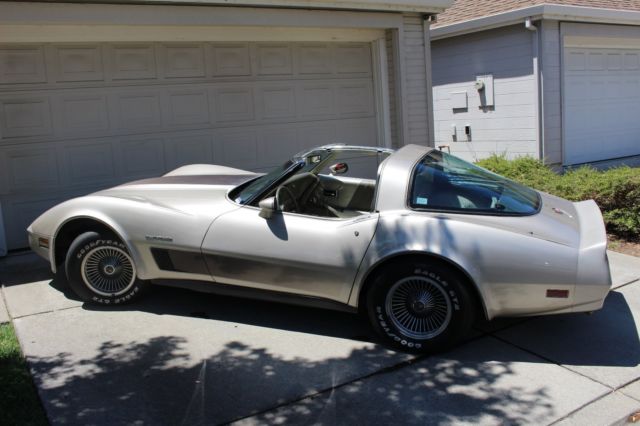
(564, 47, 640, 165)
(0, 42, 378, 249)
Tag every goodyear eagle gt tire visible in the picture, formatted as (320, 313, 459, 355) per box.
(65, 232, 148, 305)
(366, 260, 476, 353)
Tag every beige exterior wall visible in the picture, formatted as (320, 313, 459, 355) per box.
(385, 29, 400, 148)
(540, 20, 563, 165)
(402, 14, 433, 147)
(385, 14, 434, 149)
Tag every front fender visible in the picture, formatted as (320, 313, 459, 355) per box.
(39, 203, 140, 275)
(31, 196, 179, 278)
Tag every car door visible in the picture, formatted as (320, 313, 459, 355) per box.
(201, 206, 379, 303)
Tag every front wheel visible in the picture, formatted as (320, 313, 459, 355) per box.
(65, 232, 148, 305)
(366, 260, 476, 353)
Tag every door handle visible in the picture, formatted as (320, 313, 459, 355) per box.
(324, 189, 337, 198)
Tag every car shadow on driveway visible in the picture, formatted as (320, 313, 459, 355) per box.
(82, 284, 377, 343)
(6, 273, 638, 425)
(23, 289, 638, 425)
(8, 254, 639, 373)
(74, 282, 640, 369)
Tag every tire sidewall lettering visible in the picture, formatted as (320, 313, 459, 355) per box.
(72, 236, 140, 305)
(91, 284, 139, 305)
(77, 240, 126, 260)
(371, 265, 466, 350)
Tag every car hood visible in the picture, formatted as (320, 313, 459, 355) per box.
(118, 173, 258, 188)
(93, 170, 258, 216)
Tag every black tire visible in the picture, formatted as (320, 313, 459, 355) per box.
(366, 260, 477, 353)
(65, 231, 148, 305)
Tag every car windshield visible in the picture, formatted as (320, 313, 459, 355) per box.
(232, 160, 299, 205)
(410, 150, 541, 215)
(232, 147, 388, 206)
(233, 148, 339, 204)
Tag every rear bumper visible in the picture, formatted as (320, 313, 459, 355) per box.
(572, 200, 612, 312)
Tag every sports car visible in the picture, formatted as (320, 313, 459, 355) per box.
(27, 144, 611, 352)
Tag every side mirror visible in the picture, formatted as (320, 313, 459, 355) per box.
(259, 196, 277, 219)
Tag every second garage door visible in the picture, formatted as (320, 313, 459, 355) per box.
(0, 41, 378, 249)
(563, 46, 640, 165)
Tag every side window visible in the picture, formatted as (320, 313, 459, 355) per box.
(410, 151, 540, 215)
(317, 151, 383, 181)
(311, 150, 390, 215)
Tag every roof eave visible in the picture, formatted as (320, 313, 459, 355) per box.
(47, 0, 454, 14)
(431, 4, 640, 40)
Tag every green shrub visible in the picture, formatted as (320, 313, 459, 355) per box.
(476, 155, 640, 239)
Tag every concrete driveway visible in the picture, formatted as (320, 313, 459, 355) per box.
(1, 251, 640, 425)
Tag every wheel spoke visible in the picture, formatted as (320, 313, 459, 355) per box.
(385, 275, 453, 340)
(81, 245, 136, 297)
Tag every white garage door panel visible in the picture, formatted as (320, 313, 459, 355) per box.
(564, 47, 640, 165)
(0, 41, 377, 249)
(0, 79, 374, 140)
(0, 115, 375, 192)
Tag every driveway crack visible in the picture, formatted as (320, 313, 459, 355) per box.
(489, 333, 614, 391)
(10, 304, 83, 321)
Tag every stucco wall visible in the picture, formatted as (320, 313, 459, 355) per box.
(431, 24, 539, 162)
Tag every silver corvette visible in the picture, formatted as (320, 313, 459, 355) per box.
(27, 144, 611, 352)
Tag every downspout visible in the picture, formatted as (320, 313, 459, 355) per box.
(526, 17, 545, 162)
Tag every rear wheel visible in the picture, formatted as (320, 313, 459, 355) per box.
(65, 232, 148, 305)
(366, 260, 476, 353)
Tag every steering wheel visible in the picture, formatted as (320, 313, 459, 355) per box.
(301, 174, 322, 207)
(275, 186, 300, 213)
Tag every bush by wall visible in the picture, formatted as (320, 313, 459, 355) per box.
(476, 155, 640, 239)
